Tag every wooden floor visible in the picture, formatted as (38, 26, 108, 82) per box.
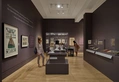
(2, 53, 113, 82)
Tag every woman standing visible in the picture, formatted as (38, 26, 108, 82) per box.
(37, 37, 45, 67)
(73, 41, 80, 56)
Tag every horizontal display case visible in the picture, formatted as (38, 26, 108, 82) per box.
(46, 51, 69, 74)
(95, 51, 113, 59)
(86, 49, 95, 53)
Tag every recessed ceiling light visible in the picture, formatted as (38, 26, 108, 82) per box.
(61, 6, 63, 8)
(57, 4, 61, 8)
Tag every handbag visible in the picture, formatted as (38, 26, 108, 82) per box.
(34, 47, 37, 54)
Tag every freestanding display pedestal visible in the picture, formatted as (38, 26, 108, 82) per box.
(46, 51, 69, 74)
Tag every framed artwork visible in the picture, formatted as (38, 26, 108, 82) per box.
(98, 41, 103, 45)
(62, 39, 65, 44)
(88, 40, 92, 44)
(50, 42, 54, 47)
(4, 23, 18, 58)
(98, 40, 104, 45)
(50, 38, 54, 41)
(69, 37, 75, 46)
(46, 39, 49, 44)
(98, 39, 105, 50)
(111, 38, 115, 47)
(21, 35, 28, 48)
(29, 35, 35, 48)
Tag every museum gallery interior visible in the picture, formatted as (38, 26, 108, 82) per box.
(0, 0, 119, 82)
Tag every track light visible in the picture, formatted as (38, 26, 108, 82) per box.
(57, 4, 61, 8)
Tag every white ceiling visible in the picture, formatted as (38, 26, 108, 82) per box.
(31, 0, 106, 22)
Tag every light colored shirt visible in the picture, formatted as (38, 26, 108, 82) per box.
(37, 43, 44, 55)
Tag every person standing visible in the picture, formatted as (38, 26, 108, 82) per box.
(36, 37, 45, 67)
(73, 41, 80, 56)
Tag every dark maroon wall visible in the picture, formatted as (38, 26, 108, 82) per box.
(92, 0, 119, 50)
(43, 19, 84, 51)
(0, 0, 2, 81)
(83, 13, 93, 58)
(2, 0, 43, 79)
(84, 0, 119, 82)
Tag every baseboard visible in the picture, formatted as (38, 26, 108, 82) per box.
(2, 55, 36, 79)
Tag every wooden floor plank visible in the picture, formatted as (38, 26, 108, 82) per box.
(2, 52, 112, 82)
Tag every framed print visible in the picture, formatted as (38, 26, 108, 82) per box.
(4, 23, 18, 58)
(98, 40, 104, 45)
(69, 37, 75, 46)
(21, 35, 28, 48)
(88, 40, 92, 44)
(46, 39, 49, 44)
(62, 39, 65, 44)
(50, 38, 54, 41)
(98, 39, 105, 50)
(111, 38, 115, 47)
(50, 42, 54, 47)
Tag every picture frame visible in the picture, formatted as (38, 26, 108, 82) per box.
(111, 38, 115, 47)
(46, 39, 49, 44)
(62, 39, 65, 44)
(21, 35, 28, 48)
(98, 39, 105, 50)
(50, 42, 54, 47)
(50, 38, 54, 46)
(98, 40, 104, 45)
(88, 40, 92, 44)
(69, 37, 75, 46)
(3, 23, 18, 58)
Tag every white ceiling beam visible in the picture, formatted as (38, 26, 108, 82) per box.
(75, 0, 92, 22)
(75, 0, 106, 22)
(72, 0, 87, 16)
(43, 16, 74, 19)
(31, 0, 107, 22)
